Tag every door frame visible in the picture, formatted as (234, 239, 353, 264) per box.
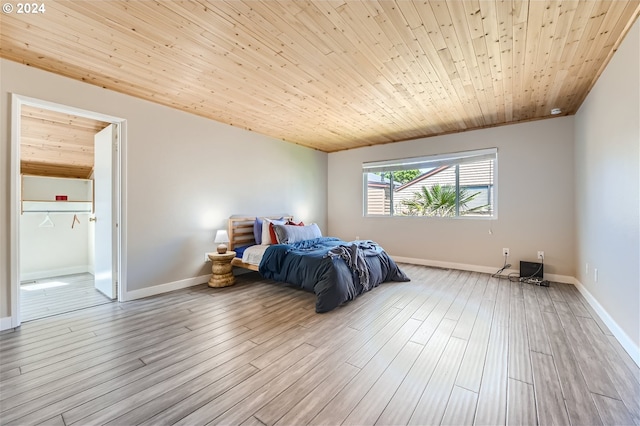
(10, 93, 127, 328)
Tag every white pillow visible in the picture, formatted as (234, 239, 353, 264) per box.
(261, 218, 286, 245)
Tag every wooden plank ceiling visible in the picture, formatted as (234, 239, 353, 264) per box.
(2, 1, 639, 154)
(20, 106, 109, 179)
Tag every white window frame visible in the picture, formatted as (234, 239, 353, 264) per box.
(363, 148, 498, 219)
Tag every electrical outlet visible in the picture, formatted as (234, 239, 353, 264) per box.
(585, 263, 589, 275)
(594, 268, 598, 283)
(537, 251, 544, 260)
(502, 248, 510, 257)
(204, 252, 211, 262)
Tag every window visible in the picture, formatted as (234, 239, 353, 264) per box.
(363, 148, 497, 218)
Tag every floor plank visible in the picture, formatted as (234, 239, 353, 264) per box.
(553, 300, 619, 398)
(408, 337, 467, 425)
(530, 351, 571, 425)
(607, 334, 640, 384)
(455, 297, 495, 393)
(20, 274, 112, 322)
(173, 343, 317, 425)
(308, 318, 423, 425)
(522, 283, 552, 355)
(577, 317, 640, 424)
(507, 378, 537, 425)
(375, 318, 457, 425)
(342, 341, 423, 425)
(1, 265, 637, 426)
(110, 363, 260, 426)
(592, 393, 636, 426)
(508, 297, 533, 384)
(440, 385, 478, 425)
(542, 310, 603, 425)
(475, 324, 508, 425)
(273, 363, 360, 426)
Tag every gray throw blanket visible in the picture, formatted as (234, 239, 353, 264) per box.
(326, 241, 376, 291)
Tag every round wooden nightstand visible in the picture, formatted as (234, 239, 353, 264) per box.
(207, 251, 236, 288)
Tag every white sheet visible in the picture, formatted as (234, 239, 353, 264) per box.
(242, 244, 269, 266)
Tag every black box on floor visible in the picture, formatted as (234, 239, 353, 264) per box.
(520, 261, 543, 279)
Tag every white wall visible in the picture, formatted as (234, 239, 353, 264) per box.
(1, 59, 328, 320)
(328, 117, 576, 279)
(574, 20, 639, 356)
(20, 176, 93, 280)
(20, 213, 91, 281)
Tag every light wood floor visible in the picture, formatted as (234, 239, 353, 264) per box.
(20, 274, 113, 322)
(1, 264, 639, 425)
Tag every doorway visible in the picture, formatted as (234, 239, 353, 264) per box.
(10, 94, 126, 327)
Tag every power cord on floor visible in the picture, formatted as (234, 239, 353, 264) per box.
(491, 253, 511, 278)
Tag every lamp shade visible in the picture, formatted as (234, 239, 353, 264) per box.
(214, 230, 229, 244)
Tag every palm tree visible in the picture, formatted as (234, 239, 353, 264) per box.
(401, 184, 488, 216)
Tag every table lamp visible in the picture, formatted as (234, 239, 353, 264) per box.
(214, 230, 229, 254)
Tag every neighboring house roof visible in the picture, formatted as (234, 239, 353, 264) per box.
(395, 166, 450, 191)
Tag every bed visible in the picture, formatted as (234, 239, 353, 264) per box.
(228, 216, 409, 312)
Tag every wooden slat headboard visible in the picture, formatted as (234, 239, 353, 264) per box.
(228, 215, 293, 249)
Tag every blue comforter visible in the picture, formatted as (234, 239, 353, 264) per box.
(258, 237, 409, 313)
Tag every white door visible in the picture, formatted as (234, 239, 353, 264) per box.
(93, 124, 117, 298)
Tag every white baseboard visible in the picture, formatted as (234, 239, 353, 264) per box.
(392, 256, 575, 284)
(0, 316, 14, 332)
(573, 279, 639, 367)
(20, 266, 91, 282)
(122, 274, 210, 302)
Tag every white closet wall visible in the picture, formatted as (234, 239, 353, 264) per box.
(20, 176, 93, 281)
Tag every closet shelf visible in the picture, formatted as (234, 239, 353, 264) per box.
(21, 175, 94, 214)
(21, 200, 93, 214)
